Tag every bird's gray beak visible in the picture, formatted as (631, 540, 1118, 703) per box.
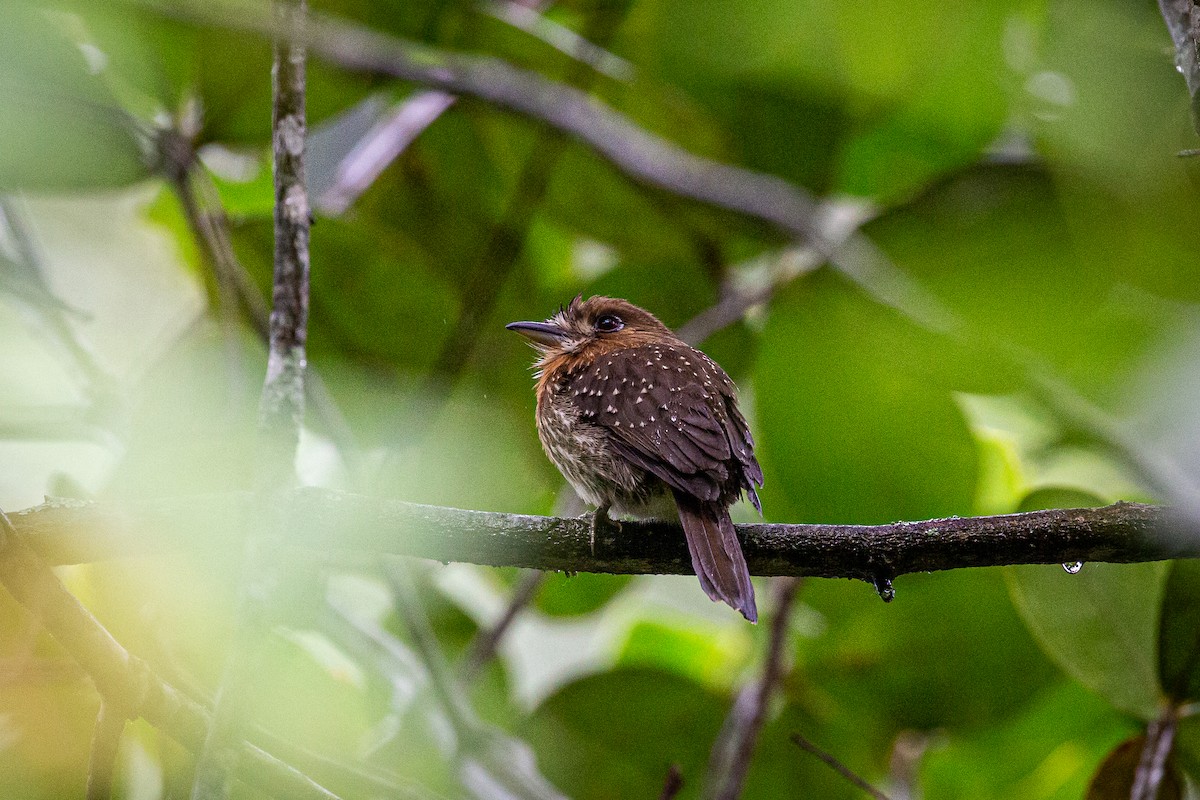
(505, 320, 570, 347)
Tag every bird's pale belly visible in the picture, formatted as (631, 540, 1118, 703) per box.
(536, 392, 674, 518)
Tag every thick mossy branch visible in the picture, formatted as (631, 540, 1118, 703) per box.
(10, 492, 1193, 583)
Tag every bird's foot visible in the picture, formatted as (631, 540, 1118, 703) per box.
(586, 505, 622, 555)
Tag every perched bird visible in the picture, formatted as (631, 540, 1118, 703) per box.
(506, 296, 763, 621)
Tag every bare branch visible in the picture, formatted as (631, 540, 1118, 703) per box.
(658, 764, 685, 800)
(1131, 706, 1179, 800)
(790, 733, 891, 800)
(705, 578, 802, 800)
(10, 495, 1191, 585)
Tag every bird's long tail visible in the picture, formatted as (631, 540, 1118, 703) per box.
(672, 491, 757, 622)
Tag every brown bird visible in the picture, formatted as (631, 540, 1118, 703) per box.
(507, 296, 763, 622)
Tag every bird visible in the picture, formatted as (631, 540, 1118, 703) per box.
(506, 295, 763, 622)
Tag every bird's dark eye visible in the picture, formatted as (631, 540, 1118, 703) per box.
(595, 314, 624, 333)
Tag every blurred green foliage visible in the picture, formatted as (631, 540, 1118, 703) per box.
(2, 0, 1200, 797)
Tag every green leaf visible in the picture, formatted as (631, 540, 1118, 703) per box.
(1157, 560, 1200, 703)
(535, 572, 632, 617)
(866, 165, 1152, 395)
(1174, 715, 1200, 786)
(0, 4, 147, 189)
(1006, 562, 1167, 719)
(1018, 488, 1107, 513)
(802, 568, 1059, 733)
(518, 668, 727, 800)
(615, 619, 748, 690)
(920, 680, 1135, 800)
(756, 270, 978, 524)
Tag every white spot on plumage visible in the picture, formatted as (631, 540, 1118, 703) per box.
(635, 396, 643, 404)
(606, 405, 617, 413)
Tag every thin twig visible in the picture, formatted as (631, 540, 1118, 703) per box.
(676, 204, 874, 346)
(1131, 706, 1179, 800)
(461, 569, 545, 681)
(86, 701, 126, 800)
(658, 764, 685, 800)
(705, 578, 802, 800)
(790, 733, 891, 800)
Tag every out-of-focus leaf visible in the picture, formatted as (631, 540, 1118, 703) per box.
(1175, 715, 1200, 786)
(832, 3, 1015, 200)
(756, 271, 978, 525)
(920, 680, 1135, 800)
(535, 572, 632, 617)
(542, 144, 700, 264)
(1006, 561, 1167, 719)
(518, 668, 727, 799)
(0, 4, 147, 189)
(615, 619, 746, 690)
(1019, 488, 1106, 513)
(802, 567, 1059, 733)
(1037, 1, 1183, 197)
(104, 323, 261, 499)
(626, 0, 1020, 198)
(867, 165, 1161, 396)
(1083, 735, 1183, 800)
(231, 215, 459, 372)
(1158, 560, 1200, 703)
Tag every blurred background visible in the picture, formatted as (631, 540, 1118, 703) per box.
(2, 0, 1200, 797)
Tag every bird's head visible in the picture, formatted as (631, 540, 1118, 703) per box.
(506, 296, 675, 364)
